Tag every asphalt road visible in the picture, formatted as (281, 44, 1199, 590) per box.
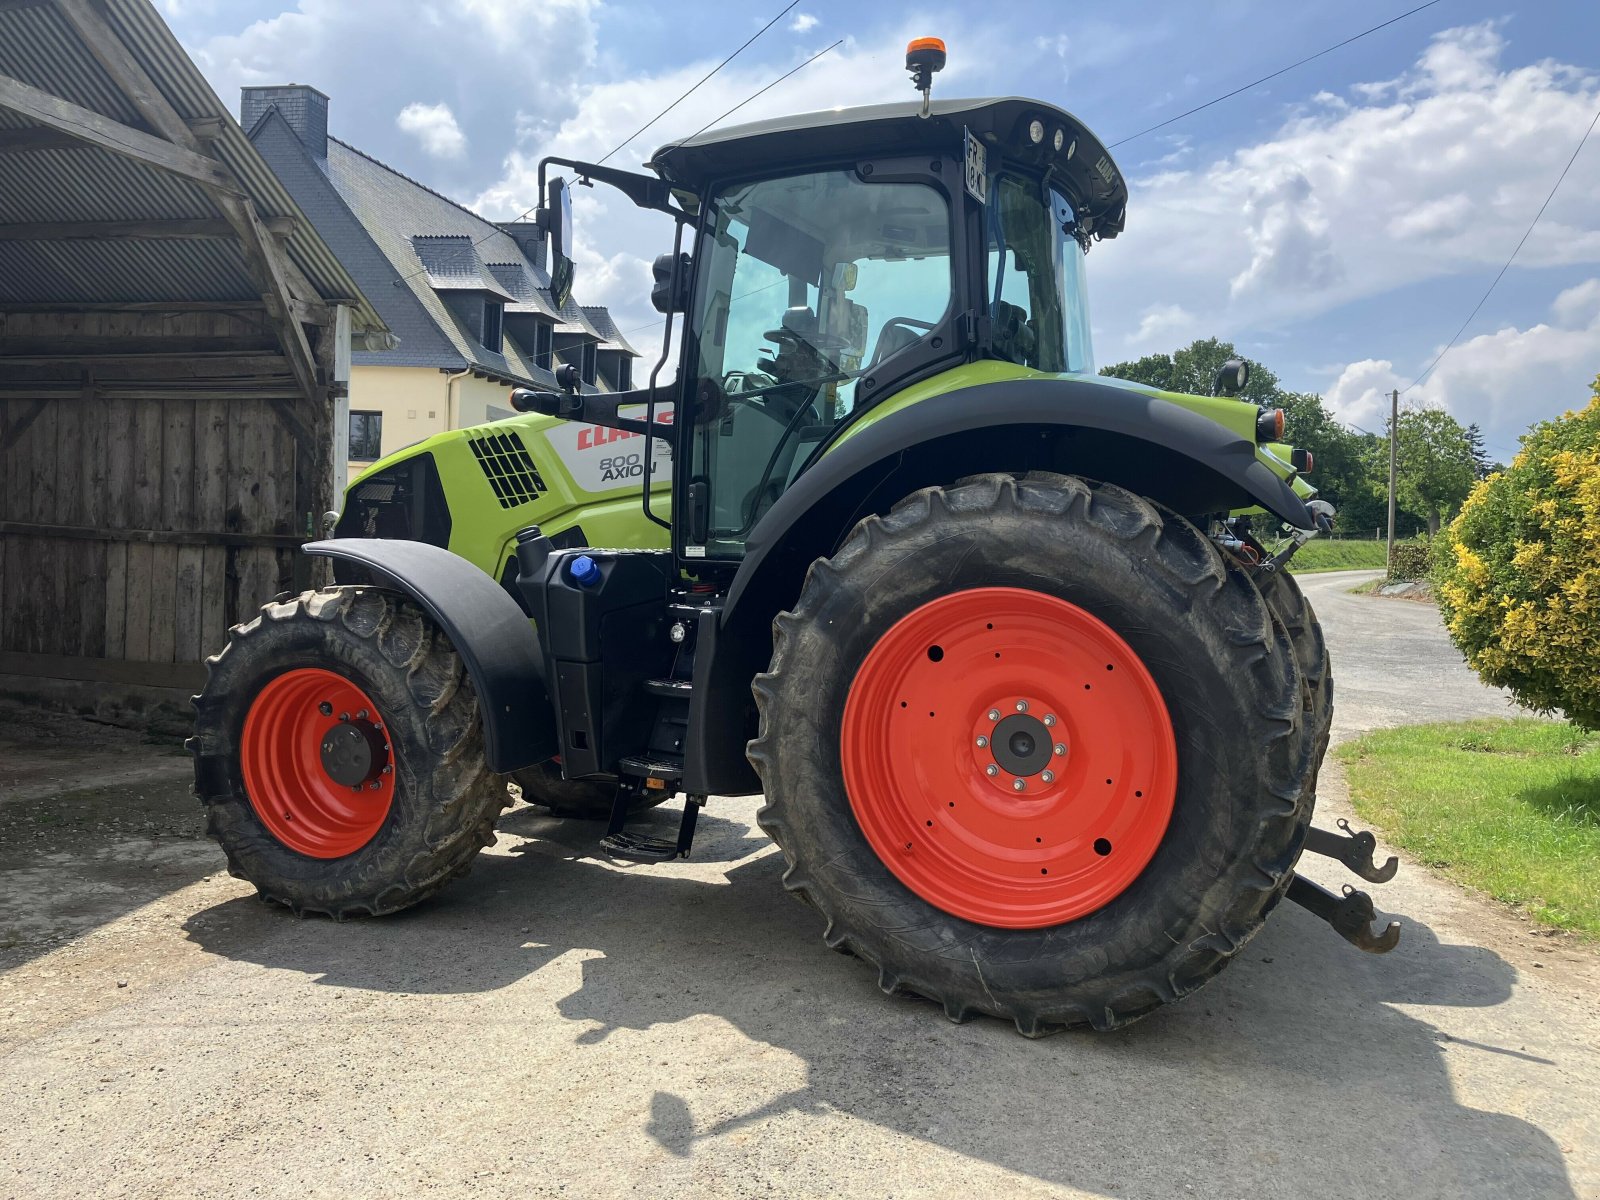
(2, 569, 1596, 1200)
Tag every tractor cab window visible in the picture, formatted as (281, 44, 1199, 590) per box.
(687, 169, 953, 558)
(986, 174, 1094, 374)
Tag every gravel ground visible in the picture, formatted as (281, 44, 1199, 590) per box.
(2, 568, 1595, 1200)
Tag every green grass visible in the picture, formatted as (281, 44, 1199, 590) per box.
(1286, 539, 1390, 573)
(1338, 719, 1600, 937)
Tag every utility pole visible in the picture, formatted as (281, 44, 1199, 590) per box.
(1386, 388, 1399, 568)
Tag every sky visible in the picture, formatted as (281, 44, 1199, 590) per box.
(159, 0, 1600, 463)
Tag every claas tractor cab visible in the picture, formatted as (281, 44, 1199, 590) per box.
(192, 42, 1397, 1036)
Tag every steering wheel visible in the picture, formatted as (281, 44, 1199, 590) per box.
(869, 317, 936, 368)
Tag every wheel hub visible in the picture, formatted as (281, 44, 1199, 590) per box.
(985, 710, 1055, 779)
(319, 716, 390, 788)
(840, 587, 1178, 929)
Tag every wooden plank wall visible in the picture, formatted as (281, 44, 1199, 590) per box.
(0, 394, 298, 671)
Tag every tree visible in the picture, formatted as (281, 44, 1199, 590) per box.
(1437, 380, 1600, 729)
(1102, 337, 1282, 406)
(1103, 339, 1382, 525)
(1395, 407, 1477, 535)
(1465, 422, 1504, 479)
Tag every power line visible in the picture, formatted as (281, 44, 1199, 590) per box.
(1402, 101, 1600, 394)
(677, 38, 843, 145)
(388, 0, 800, 290)
(595, 1, 799, 165)
(1108, 0, 1446, 149)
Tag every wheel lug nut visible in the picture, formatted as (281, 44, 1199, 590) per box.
(987, 709, 1000, 722)
(381, 765, 393, 775)
(1015, 700, 1028, 712)
(339, 712, 350, 722)
(1041, 770, 1055, 783)
(357, 709, 368, 720)
(1053, 743, 1066, 756)
(985, 764, 998, 777)
(1043, 714, 1056, 727)
(975, 735, 988, 748)
(369, 781, 380, 790)
(1012, 779, 1026, 792)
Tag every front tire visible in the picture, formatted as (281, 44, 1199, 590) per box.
(750, 473, 1309, 1034)
(190, 588, 509, 917)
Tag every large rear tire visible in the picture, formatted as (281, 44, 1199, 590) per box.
(1254, 567, 1332, 790)
(190, 587, 509, 917)
(750, 473, 1309, 1034)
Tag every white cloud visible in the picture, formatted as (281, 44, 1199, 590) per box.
(1131, 303, 1197, 348)
(1094, 22, 1600, 351)
(396, 102, 466, 159)
(1325, 278, 1600, 450)
(184, 0, 598, 177)
(789, 12, 818, 33)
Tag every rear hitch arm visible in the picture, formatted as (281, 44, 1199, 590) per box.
(1303, 818, 1399, 883)
(1286, 874, 1401, 954)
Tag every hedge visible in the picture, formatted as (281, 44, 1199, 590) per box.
(1436, 382, 1600, 729)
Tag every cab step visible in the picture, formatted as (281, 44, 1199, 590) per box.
(599, 793, 705, 862)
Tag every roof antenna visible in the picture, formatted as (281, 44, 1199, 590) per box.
(905, 37, 946, 119)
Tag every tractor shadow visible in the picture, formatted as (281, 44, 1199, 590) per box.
(184, 807, 1574, 1199)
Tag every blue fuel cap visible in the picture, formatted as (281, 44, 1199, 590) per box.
(569, 554, 601, 587)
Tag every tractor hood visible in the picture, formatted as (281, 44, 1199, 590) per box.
(648, 96, 1127, 240)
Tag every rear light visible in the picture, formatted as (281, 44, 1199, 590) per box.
(1256, 408, 1285, 442)
(1291, 448, 1314, 473)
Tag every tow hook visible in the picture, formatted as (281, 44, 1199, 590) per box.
(1286, 875, 1401, 954)
(1303, 818, 1399, 883)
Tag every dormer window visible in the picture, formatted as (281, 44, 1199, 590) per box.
(482, 300, 503, 353)
(534, 321, 552, 370)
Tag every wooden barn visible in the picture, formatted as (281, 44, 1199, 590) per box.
(0, 0, 387, 718)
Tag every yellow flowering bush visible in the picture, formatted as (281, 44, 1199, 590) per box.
(1437, 380, 1600, 728)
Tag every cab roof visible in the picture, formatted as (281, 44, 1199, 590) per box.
(649, 96, 1127, 239)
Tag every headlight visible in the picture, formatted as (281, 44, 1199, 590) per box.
(1053, 128, 1066, 152)
(1028, 118, 1045, 144)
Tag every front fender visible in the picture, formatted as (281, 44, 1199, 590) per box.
(303, 539, 555, 773)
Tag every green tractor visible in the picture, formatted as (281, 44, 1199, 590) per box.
(192, 47, 1399, 1034)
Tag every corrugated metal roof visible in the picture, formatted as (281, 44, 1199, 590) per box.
(0, 0, 385, 333)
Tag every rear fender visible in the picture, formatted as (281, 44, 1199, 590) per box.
(303, 539, 555, 772)
(683, 377, 1312, 796)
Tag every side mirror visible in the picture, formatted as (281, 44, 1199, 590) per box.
(1213, 358, 1250, 397)
(650, 252, 692, 314)
(542, 176, 575, 309)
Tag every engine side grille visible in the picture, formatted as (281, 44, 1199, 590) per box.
(467, 430, 547, 509)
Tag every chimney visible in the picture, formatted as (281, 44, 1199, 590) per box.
(501, 221, 547, 272)
(240, 84, 329, 158)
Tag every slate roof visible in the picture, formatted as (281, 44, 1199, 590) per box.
(582, 306, 641, 356)
(246, 104, 635, 387)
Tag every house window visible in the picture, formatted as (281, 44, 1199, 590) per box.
(534, 321, 552, 370)
(581, 341, 597, 386)
(482, 301, 504, 353)
(618, 355, 632, 391)
(349, 410, 383, 461)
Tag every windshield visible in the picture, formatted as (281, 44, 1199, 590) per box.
(685, 169, 953, 558)
(987, 174, 1093, 374)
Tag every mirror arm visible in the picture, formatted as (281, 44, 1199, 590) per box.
(537, 155, 680, 216)
(510, 383, 677, 439)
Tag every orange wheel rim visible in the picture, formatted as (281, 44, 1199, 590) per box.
(840, 587, 1177, 928)
(240, 668, 396, 858)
